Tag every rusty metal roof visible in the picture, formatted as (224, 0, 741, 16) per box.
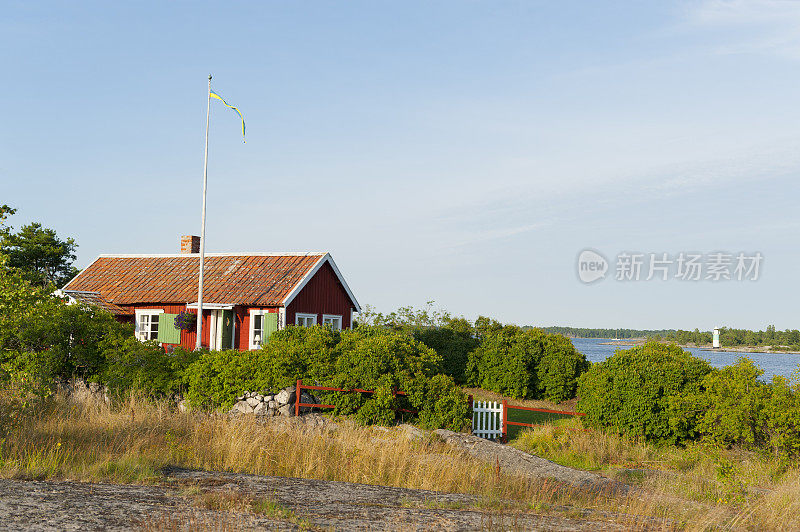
(63, 253, 327, 306)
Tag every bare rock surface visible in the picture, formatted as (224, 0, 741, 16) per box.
(434, 429, 635, 497)
(0, 468, 650, 531)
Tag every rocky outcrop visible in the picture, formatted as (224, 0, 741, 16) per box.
(228, 386, 319, 417)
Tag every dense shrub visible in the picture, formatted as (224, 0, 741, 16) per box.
(577, 342, 713, 444)
(182, 325, 469, 430)
(183, 349, 268, 410)
(466, 326, 588, 401)
(674, 358, 800, 457)
(101, 336, 200, 398)
(412, 318, 478, 384)
(258, 325, 340, 391)
(538, 333, 590, 402)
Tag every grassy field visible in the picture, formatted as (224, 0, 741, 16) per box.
(1, 386, 798, 530)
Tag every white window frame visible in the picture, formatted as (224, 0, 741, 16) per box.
(322, 314, 342, 331)
(249, 309, 269, 350)
(135, 309, 164, 341)
(295, 313, 317, 327)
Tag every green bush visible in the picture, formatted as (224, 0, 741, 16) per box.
(466, 326, 588, 401)
(182, 325, 469, 430)
(413, 318, 478, 384)
(538, 333, 590, 402)
(577, 341, 713, 444)
(183, 349, 269, 410)
(258, 325, 340, 390)
(675, 358, 800, 457)
(762, 373, 800, 457)
(101, 336, 199, 398)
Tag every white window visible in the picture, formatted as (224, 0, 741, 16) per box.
(295, 313, 317, 327)
(249, 309, 268, 350)
(135, 309, 164, 341)
(322, 314, 342, 330)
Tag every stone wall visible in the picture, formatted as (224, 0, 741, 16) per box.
(229, 386, 319, 417)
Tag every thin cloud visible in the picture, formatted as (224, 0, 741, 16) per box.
(687, 0, 800, 59)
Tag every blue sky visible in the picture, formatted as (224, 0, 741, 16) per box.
(3, 1, 799, 330)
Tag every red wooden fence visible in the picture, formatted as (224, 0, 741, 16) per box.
(500, 399, 586, 442)
(293, 379, 418, 416)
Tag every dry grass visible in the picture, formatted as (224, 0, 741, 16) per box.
(513, 420, 800, 530)
(0, 390, 571, 502)
(2, 388, 792, 529)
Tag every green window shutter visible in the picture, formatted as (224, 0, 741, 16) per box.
(263, 313, 278, 343)
(221, 309, 234, 350)
(157, 313, 181, 345)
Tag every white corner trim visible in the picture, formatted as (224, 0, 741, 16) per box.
(278, 307, 286, 330)
(281, 254, 361, 312)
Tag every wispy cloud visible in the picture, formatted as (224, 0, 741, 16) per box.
(687, 0, 800, 59)
(445, 221, 553, 248)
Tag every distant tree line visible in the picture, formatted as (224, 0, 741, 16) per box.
(538, 323, 800, 350)
(659, 326, 800, 350)
(535, 326, 676, 339)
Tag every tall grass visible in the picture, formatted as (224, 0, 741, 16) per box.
(6, 389, 795, 529)
(0, 390, 573, 504)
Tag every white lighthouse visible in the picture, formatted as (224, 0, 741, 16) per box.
(712, 327, 720, 349)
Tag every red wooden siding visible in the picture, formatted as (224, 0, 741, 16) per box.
(236, 307, 279, 350)
(128, 303, 282, 350)
(120, 260, 356, 349)
(286, 262, 355, 329)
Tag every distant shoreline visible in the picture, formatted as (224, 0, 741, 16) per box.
(583, 338, 800, 355)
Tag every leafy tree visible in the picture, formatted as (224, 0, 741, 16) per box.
(0, 205, 15, 225)
(0, 221, 79, 287)
(0, 255, 62, 358)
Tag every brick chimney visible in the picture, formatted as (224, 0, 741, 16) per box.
(180, 235, 201, 254)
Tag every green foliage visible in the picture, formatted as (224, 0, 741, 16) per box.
(101, 336, 200, 398)
(413, 318, 478, 384)
(258, 325, 340, 391)
(577, 341, 713, 444)
(183, 349, 268, 410)
(467, 325, 588, 401)
(674, 358, 800, 457)
(467, 325, 540, 399)
(684, 359, 768, 447)
(762, 373, 800, 457)
(415, 373, 471, 431)
(0, 220, 79, 288)
(537, 333, 590, 402)
(181, 325, 468, 430)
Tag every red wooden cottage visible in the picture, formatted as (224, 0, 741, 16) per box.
(59, 236, 360, 350)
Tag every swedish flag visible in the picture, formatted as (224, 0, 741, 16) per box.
(210, 89, 246, 143)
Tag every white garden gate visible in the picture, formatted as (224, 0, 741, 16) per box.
(471, 400, 504, 440)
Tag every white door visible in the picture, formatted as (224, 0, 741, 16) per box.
(208, 310, 223, 351)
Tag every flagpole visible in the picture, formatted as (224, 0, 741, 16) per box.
(195, 74, 212, 350)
